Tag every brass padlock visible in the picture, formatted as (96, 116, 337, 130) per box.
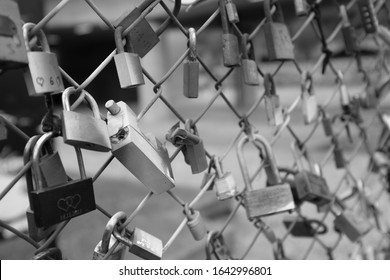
(294, 0, 307, 17)
(320, 107, 333, 137)
(106, 100, 174, 194)
(283, 216, 327, 237)
(240, 33, 259, 86)
(332, 207, 372, 242)
(301, 71, 318, 125)
(340, 5, 358, 54)
(264, 73, 283, 126)
(62, 87, 111, 152)
(225, 0, 239, 23)
(263, 0, 295, 61)
(357, 0, 378, 34)
(0, 0, 27, 69)
(184, 204, 207, 241)
(93, 211, 127, 260)
(183, 28, 199, 98)
(237, 133, 295, 219)
(29, 132, 96, 228)
(23, 23, 64, 96)
(213, 156, 238, 200)
(114, 26, 144, 89)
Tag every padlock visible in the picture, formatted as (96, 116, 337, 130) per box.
(62, 87, 111, 152)
(283, 216, 327, 237)
(301, 71, 318, 125)
(184, 204, 207, 241)
(0, 117, 7, 141)
(0, 0, 27, 69)
(183, 28, 199, 98)
(106, 100, 174, 194)
(29, 132, 96, 228)
(333, 208, 372, 242)
(357, 0, 378, 34)
(320, 107, 333, 137)
(333, 137, 345, 169)
(237, 133, 295, 219)
(225, 0, 239, 23)
(22, 23, 64, 96)
(264, 73, 284, 126)
(219, 0, 240, 67)
(114, 26, 144, 89)
(240, 33, 259, 86)
(93, 211, 127, 260)
(113, 227, 163, 260)
(213, 156, 238, 200)
(263, 0, 295, 61)
(340, 5, 358, 54)
(294, 0, 307, 17)
(113, 4, 159, 58)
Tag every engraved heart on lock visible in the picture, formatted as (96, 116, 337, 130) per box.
(57, 194, 82, 212)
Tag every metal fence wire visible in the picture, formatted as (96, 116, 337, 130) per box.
(2, 0, 390, 260)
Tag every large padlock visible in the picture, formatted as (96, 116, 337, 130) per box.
(22, 23, 64, 96)
(283, 216, 327, 237)
(237, 133, 295, 219)
(294, 0, 307, 17)
(184, 204, 207, 241)
(340, 5, 358, 54)
(225, 0, 239, 23)
(213, 156, 238, 200)
(106, 100, 174, 194)
(93, 211, 127, 260)
(264, 73, 284, 126)
(113, 3, 159, 58)
(263, 0, 295, 61)
(240, 33, 259, 86)
(301, 71, 318, 125)
(0, 0, 27, 69)
(114, 26, 144, 89)
(29, 132, 96, 228)
(113, 227, 163, 260)
(332, 207, 372, 242)
(357, 0, 378, 34)
(62, 87, 111, 152)
(183, 28, 199, 98)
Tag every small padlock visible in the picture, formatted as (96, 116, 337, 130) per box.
(340, 5, 358, 54)
(237, 133, 295, 219)
(357, 0, 378, 34)
(62, 87, 111, 152)
(29, 132, 96, 228)
(106, 100, 174, 194)
(225, 0, 239, 23)
(184, 204, 207, 241)
(0, 117, 7, 141)
(219, 0, 240, 67)
(213, 156, 237, 200)
(283, 216, 327, 237)
(114, 26, 144, 89)
(93, 211, 127, 260)
(0, 0, 28, 69)
(113, 227, 163, 260)
(264, 73, 284, 126)
(333, 208, 372, 242)
(240, 33, 259, 86)
(333, 137, 345, 169)
(22, 23, 64, 96)
(183, 28, 199, 98)
(263, 0, 295, 61)
(301, 71, 318, 125)
(294, 0, 307, 17)
(320, 107, 333, 137)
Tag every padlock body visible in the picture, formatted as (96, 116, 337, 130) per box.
(222, 33, 240, 67)
(26, 208, 56, 242)
(182, 140, 208, 174)
(302, 94, 318, 125)
(342, 26, 358, 54)
(114, 52, 144, 89)
(241, 59, 259, 85)
(244, 184, 295, 218)
(265, 94, 283, 126)
(62, 110, 111, 152)
(226, 2, 239, 23)
(0, 0, 28, 69)
(129, 228, 163, 260)
(322, 116, 333, 136)
(24, 51, 64, 96)
(264, 22, 295, 61)
(294, 171, 331, 206)
(38, 152, 68, 188)
(187, 210, 207, 241)
(30, 178, 96, 228)
(183, 60, 199, 98)
(294, 0, 307, 16)
(283, 216, 316, 237)
(358, 0, 378, 34)
(334, 148, 345, 169)
(215, 172, 237, 200)
(93, 235, 125, 260)
(334, 211, 372, 242)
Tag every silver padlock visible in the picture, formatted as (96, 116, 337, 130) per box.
(225, 0, 239, 23)
(301, 71, 318, 125)
(294, 0, 307, 17)
(213, 156, 238, 201)
(184, 204, 207, 241)
(264, 73, 284, 126)
(240, 33, 259, 86)
(114, 26, 144, 89)
(183, 28, 199, 98)
(106, 100, 175, 194)
(62, 87, 111, 152)
(22, 23, 64, 96)
(93, 211, 127, 260)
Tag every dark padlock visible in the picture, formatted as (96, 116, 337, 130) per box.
(301, 71, 318, 125)
(237, 133, 295, 219)
(240, 33, 259, 86)
(219, 0, 240, 67)
(320, 107, 333, 137)
(333, 208, 372, 242)
(106, 100, 174, 194)
(294, 0, 307, 17)
(114, 26, 144, 89)
(30, 132, 96, 228)
(332, 137, 345, 169)
(264, 73, 283, 126)
(23, 23, 64, 96)
(183, 28, 199, 98)
(62, 87, 111, 152)
(213, 156, 238, 200)
(263, 0, 295, 61)
(225, 0, 239, 23)
(0, 117, 7, 141)
(283, 216, 327, 237)
(340, 5, 358, 54)
(93, 211, 127, 260)
(184, 204, 207, 241)
(357, 0, 378, 34)
(0, 0, 28, 69)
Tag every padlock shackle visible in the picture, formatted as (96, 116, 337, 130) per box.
(212, 156, 224, 178)
(22, 22, 51, 52)
(188, 28, 197, 61)
(264, 0, 285, 24)
(24, 135, 41, 206)
(114, 26, 135, 54)
(62, 87, 102, 120)
(101, 211, 127, 254)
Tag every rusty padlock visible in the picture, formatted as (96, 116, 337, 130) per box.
(183, 28, 199, 98)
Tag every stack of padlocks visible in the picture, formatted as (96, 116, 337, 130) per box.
(1, 0, 390, 260)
